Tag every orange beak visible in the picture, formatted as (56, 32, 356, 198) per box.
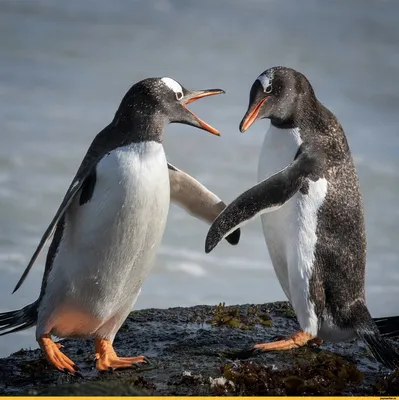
(239, 97, 268, 133)
(182, 89, 225, 136)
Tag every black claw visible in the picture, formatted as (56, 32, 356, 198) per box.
(74, 371, 84, 379)
(62, 368, 74, 376)
(62, 367, 83, 378)
(133, 358, 150, 369)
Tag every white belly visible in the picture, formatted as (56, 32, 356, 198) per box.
(257, 124, 302, 300)
(258, 124, 327, 336)
(38, 141, 170, 339)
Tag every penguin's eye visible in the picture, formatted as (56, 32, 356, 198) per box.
(265, 84, 272, 94)
(175, 91, 183, 101)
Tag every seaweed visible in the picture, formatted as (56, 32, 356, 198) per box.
(373, 370, 399, 396)
(0, 302, 391, 395)
(207, 302, 272, 330)
(217, 349, 364, 395)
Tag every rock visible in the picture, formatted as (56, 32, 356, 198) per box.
(0, 302, 398, 396)
(22, 381, 151, 396)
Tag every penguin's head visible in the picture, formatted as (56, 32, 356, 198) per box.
(239, 66, 315, 131)
(115, 77, 224, 136)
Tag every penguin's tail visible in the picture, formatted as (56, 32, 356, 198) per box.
(353, 303, 399, 370)
(357, 327, 399, 370)
(373, 315, 399, 338)
(0, 300, 38, 336)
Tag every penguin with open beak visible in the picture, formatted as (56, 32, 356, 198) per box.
(0, 77, 240, 374)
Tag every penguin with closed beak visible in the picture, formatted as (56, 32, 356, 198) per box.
(0, 77, 240, 374)
(205, 66, 399, 369)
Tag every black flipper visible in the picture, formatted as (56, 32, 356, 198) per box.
(12, 170, 93, 294)
(79, 168, 97, 205)
(167, 162, 241, 246)
(373, 316, 399, 338)
(205, 146, 320, 253)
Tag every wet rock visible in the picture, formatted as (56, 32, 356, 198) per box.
(0, 302, 397, 395)
(22, 380, 152, 396)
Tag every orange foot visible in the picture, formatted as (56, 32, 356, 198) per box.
(94, 338, 148, 371)
(39, 334, 79, 375)
(229, 330, 321, 359)
(253, 330, 315, 352)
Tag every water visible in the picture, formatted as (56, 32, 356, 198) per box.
(0, 0, 398, 357)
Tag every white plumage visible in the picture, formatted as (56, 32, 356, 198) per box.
(37, 141, 170, 341)
(161, 77, 183, 95)
(258, 124, 327, 337)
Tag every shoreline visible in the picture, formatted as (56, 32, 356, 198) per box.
(0, 301, 397, 396)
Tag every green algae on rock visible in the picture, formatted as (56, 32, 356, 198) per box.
(0, 302, 398, 396)
(218, 350, 364, 396)
(208, 302, 272, 330)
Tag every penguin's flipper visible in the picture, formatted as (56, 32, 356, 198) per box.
(373, 315, 399, 338)
(205, 146, 321, 253)
(168, 162, 240, 245)
(12, 172, 92, 293)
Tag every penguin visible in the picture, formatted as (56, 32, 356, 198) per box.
(205, 66, 399, 369)
(0, 77, 240, 374)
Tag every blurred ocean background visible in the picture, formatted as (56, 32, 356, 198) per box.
(0, 0, 398, 357)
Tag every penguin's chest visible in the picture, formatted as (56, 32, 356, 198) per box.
(257, 125, 327, 310)
(49, 142, 170, 315)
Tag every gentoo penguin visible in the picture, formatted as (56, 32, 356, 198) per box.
(205, 66, 399, 369)
(0, 77, 240, 374)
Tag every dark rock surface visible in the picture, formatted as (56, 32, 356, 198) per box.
(0, 302, 398, 396)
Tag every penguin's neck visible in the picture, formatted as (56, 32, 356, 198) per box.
(113, 112, 167, 144)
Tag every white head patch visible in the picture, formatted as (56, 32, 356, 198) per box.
(161, 77, 183, 95)
(257, 72, 273, 93)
